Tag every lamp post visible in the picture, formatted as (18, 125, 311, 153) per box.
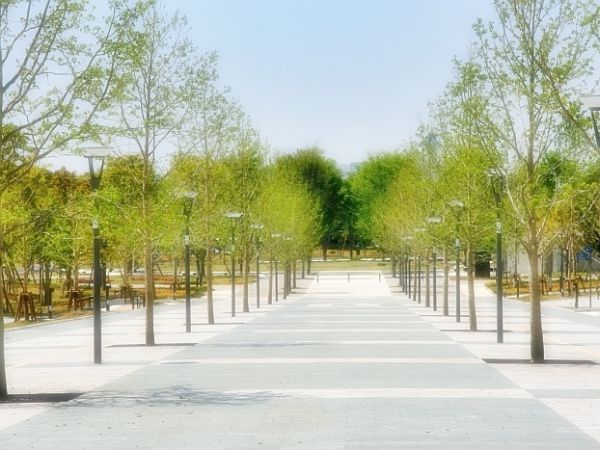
(225, 211, 243, 317)
(448, 200, 464, 322)
(83, 147, 110, 365)
(426, 216, 442, 311)
(182, 192, 197, 333)
(581, 95, 600, 148)
(404, 236, 413, 298)
(251, 224, 264, 308)
(488, 171, 505, 343)
(415, 227, 425, 304)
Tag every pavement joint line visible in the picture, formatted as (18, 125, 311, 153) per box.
(246, 328, 439, 333)
(153, 357, 484, 365)
(207, 340, 457, 345)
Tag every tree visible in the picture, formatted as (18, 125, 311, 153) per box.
(348, 152, 410, 247)
(473, 0, 596, 361)
(111, 0, 194, 345)
(277, 148, 345, 259)
(175, 53, 253, 324)
(0, 0, 140, 401)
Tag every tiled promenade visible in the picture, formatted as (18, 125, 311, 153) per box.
(1, 272, 600, 448)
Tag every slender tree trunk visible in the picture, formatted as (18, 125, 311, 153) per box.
(425, 258, 430, 308)
(467, 244, 477, 331)
(144, 242, 155, 345)
(206, 245, 214, 324)
(268, 255, 273, 305)
(0, 230, 7, 399)
(528, 239, 544, 362)
(123, 256, 131, 287)
(292, 260, 297, 289)
(172, 256, 177, 300)
(243, 249, 250, 313)
(443, 246, 449, 316)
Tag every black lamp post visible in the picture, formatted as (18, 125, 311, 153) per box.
(488, 171, 505, 343)
(448, 200, 464, 323)
(225, 211, 243, 317)
(404, 236, 413, 298)
(415, 228, 425, 304)
(426, 216, 442, 311)
(182, 192, 197, 333)
(83, 147, 110, 365)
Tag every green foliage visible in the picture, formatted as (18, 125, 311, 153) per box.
(348, 152, 412, 245)
(275, 148, 346, 251)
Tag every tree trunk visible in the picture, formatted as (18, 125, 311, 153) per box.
(467, 244, 477, 331)
(528, 240, 544, 362)
(443, 246, 449, 316)
(206, 245, 214, 324)
(197, 249, 205, 287)
(144, 242, 155, 345)
(292, 260, 297, 289)
(0, 230, 7, 399)
(268, 255, 273, 304)
(172, 256, 178, 300)
(243, 247, 250, 313)
(425, 258, 430, 307)
(123, 256, 131, 287)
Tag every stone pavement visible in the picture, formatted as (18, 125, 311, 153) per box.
(0, 272, 599, 448)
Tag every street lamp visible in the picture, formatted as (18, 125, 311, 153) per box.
(182, 191, 197, 332)
(251, 224, 264, 308)
(415, 227, 426, 304)
(403, 236, 413, 298)
(581, 95, 600, 148)
(487, 170, 505, 343)
(82, 146, 111, 365)
(225, 211, 243, 317)
(448, 199, 464, 323)
(426, 215, 442, 311)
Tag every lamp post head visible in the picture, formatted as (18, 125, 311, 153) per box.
(81, 146, 112, 191)
(181, 191, 197, 219)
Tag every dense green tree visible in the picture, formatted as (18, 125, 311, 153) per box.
(276, 148, 345, 259)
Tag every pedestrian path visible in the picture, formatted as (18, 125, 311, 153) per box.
(0, 273, 599, 448)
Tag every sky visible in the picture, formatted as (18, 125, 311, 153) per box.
(167, 0, 497, 167)
(44, 0, 497, 172)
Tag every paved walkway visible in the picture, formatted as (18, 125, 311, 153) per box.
(1, 273, 600, 448)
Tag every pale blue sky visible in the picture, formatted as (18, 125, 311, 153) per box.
(44, 0, 497, 172)
(168, 0, 497, 166)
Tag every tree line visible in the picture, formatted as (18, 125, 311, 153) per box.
(0, 0, 599, 397)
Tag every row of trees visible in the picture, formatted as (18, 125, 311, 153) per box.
(0, 0, 343, 399)
(349, 0, 600, 363)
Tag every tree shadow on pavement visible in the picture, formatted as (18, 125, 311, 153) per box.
(64, 386, 288, 408)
